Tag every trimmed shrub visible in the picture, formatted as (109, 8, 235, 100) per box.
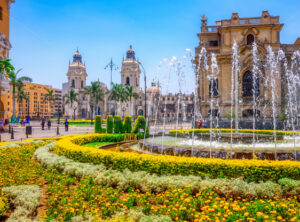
(94, 115, 102, 133)
(106, 115, 113, 133)
(132, 116, 149, 137)
(123, 115, 132, 133)
(113, 115, 125, 133)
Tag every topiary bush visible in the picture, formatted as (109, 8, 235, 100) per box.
(106, 115, 113, 133)
(123, 115, 132, 133)
(132, 116, 149, 137)
(113, 115, 122, 134)
(94, 115, 102, 133)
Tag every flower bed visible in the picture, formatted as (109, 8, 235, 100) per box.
(0, 138, 299, 221)
(0, 194, 8, 216)
(42, 168, 299, 222)
(35, 143, 300, 199)
(169, 128, 300, 136)
(55, 134, 300, 182)
(0, 142, 47, 187)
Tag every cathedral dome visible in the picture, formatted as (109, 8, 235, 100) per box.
(73, 49, 82, 63)
(146, 82, 161, 94)
(126, 45, 135, 60)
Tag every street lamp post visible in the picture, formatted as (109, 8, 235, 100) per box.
(26, 97, 30, 124)
(105, 58, 119, 90)
(138, 61, 147, 119)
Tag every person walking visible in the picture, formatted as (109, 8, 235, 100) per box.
(41, 118, 45, 130)
(64, 119, 69, 132)
(47, 119, 51, 130)
(0, 118, 4, 133)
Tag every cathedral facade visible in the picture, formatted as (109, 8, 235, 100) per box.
(63, 46, 194, 121)
(194, 11, 300, 122)
(64, 50, 108, 119)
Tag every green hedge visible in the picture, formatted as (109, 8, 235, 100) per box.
(123, 115, 132, 133)
(132, 116, 149, 137)
(56, 135, 300, 182)
(94, 115, 102, 133)
(113, 115, 125, 134)
(106, 115, 113, 133)
(72, 133, 145, 145)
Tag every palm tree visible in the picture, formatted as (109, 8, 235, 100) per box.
(125, 86, 139, 116)
(44, 89, 55, 118)
(0, 59, 15, 77)
(94, 83, 106, 115)
(16, 82, 28, 118)
(64, 89, 79, 120)
(84, 81, 106, 123)
(8, 69, 32, 120)
(108, 83, 121, 115)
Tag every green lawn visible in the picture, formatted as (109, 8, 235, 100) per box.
(82, 142, 112, 147)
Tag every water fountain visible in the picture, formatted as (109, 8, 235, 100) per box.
(252, 43, 259, 156)
(133, 43, 300, 160)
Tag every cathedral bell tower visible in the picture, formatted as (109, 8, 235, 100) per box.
(65, 49, 88, 119)
(120, 45, 141, 93)
(67, 50, 87, 91)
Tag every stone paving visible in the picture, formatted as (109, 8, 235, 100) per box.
(0, 121, 192, 142)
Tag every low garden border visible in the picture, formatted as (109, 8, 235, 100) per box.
(54, 134, 300, 182)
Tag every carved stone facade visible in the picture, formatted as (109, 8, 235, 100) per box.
(194, 11, 300, 121)
(64, 50, 108, 119)
(119, 46, 145, 117)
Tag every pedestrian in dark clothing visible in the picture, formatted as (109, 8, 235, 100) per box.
(41, 118, 45, 130)
(48, 119, 51, 130)
(65, 119, 69, 131)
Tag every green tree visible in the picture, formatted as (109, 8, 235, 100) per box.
(44, 89, 55, 118)
(64, 89, 79, 120)
(108, 83, 120, 115)
(16, 86, 28, 118)
(125, 86, 139, 116)
(8, 69, 32, 119)
(84, 81, 106, 124)
(0, 59, 14, 77)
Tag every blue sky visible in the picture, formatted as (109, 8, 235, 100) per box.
(9, 0, 300, 92)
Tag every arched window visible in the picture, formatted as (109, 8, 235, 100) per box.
(81, 80, 83, 88)
(126, 77, 130, 86)
(247, 34, 254, 45)
(71, 80, 75, 88)
(208, 109, 220, 117)
(242, 109, 260, 118)
(242, 71, 259, 97)
(0, 7, 2, 20)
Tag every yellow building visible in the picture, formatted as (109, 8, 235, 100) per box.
(0, 0, 14, 120)
(8, 82, 56, 119)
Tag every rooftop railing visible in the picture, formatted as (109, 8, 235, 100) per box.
(240, 18, 261, 24)
(207, 26, 218, 32)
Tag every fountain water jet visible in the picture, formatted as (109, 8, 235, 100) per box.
(251, 43, 259, 157)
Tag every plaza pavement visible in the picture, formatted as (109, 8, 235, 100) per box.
(0, 121, 192, 142)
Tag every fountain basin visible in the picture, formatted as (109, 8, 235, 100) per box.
(135, 135, 300, 160)
(172, 133, 283, 143)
